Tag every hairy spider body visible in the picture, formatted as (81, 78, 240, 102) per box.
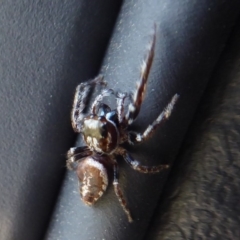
(67, 26, 179, 223)
(76, 155, 110, 205)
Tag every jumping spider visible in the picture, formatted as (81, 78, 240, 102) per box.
(67, 26, 179, 222)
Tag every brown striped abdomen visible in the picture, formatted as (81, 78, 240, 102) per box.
(77, 156, 108, 205)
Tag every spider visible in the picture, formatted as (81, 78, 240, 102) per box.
(66, 26, 179, 222)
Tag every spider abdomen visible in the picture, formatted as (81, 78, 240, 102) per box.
(76, 156, 109, 205)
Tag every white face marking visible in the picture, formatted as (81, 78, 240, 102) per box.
(86, 136, 102, 152)
(85, 119, 101, 129)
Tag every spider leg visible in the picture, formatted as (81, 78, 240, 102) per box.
(116, 147, 169, 173)
(129, 94, 179, 144)
(116, 92, 128, 124)
(91, 88, 115, 115)
(125, 25, 156, 125)
(112, 160, 133, 222)
(66, 146, 92, 170)
(71, 75, 106, 132)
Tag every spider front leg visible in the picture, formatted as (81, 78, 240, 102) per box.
(91, 88, 115, 114)
(71, 75, 106, 132)
(66, 146, 92, 170)
(116, 92, 128, 124)
(129, 94, 179, 144)
(116, 147, 169, 173)
(125, 25, 156, 125)
(112, 160, 133, 222)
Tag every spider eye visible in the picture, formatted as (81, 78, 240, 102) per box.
(98, 103, 111, 116)
(106, 110, 118, 123)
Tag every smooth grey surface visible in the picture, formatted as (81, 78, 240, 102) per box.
(0, 0, 122, 239)
(45, 0, 240, 240)
(147, 15, 240, 240)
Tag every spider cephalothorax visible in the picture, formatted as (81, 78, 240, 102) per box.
(81, 112, 119, 154)
(67, 26, 179, 222)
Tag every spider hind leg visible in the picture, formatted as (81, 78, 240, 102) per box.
(116, 147, 169, 174)
(112, 161, 133, 222)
